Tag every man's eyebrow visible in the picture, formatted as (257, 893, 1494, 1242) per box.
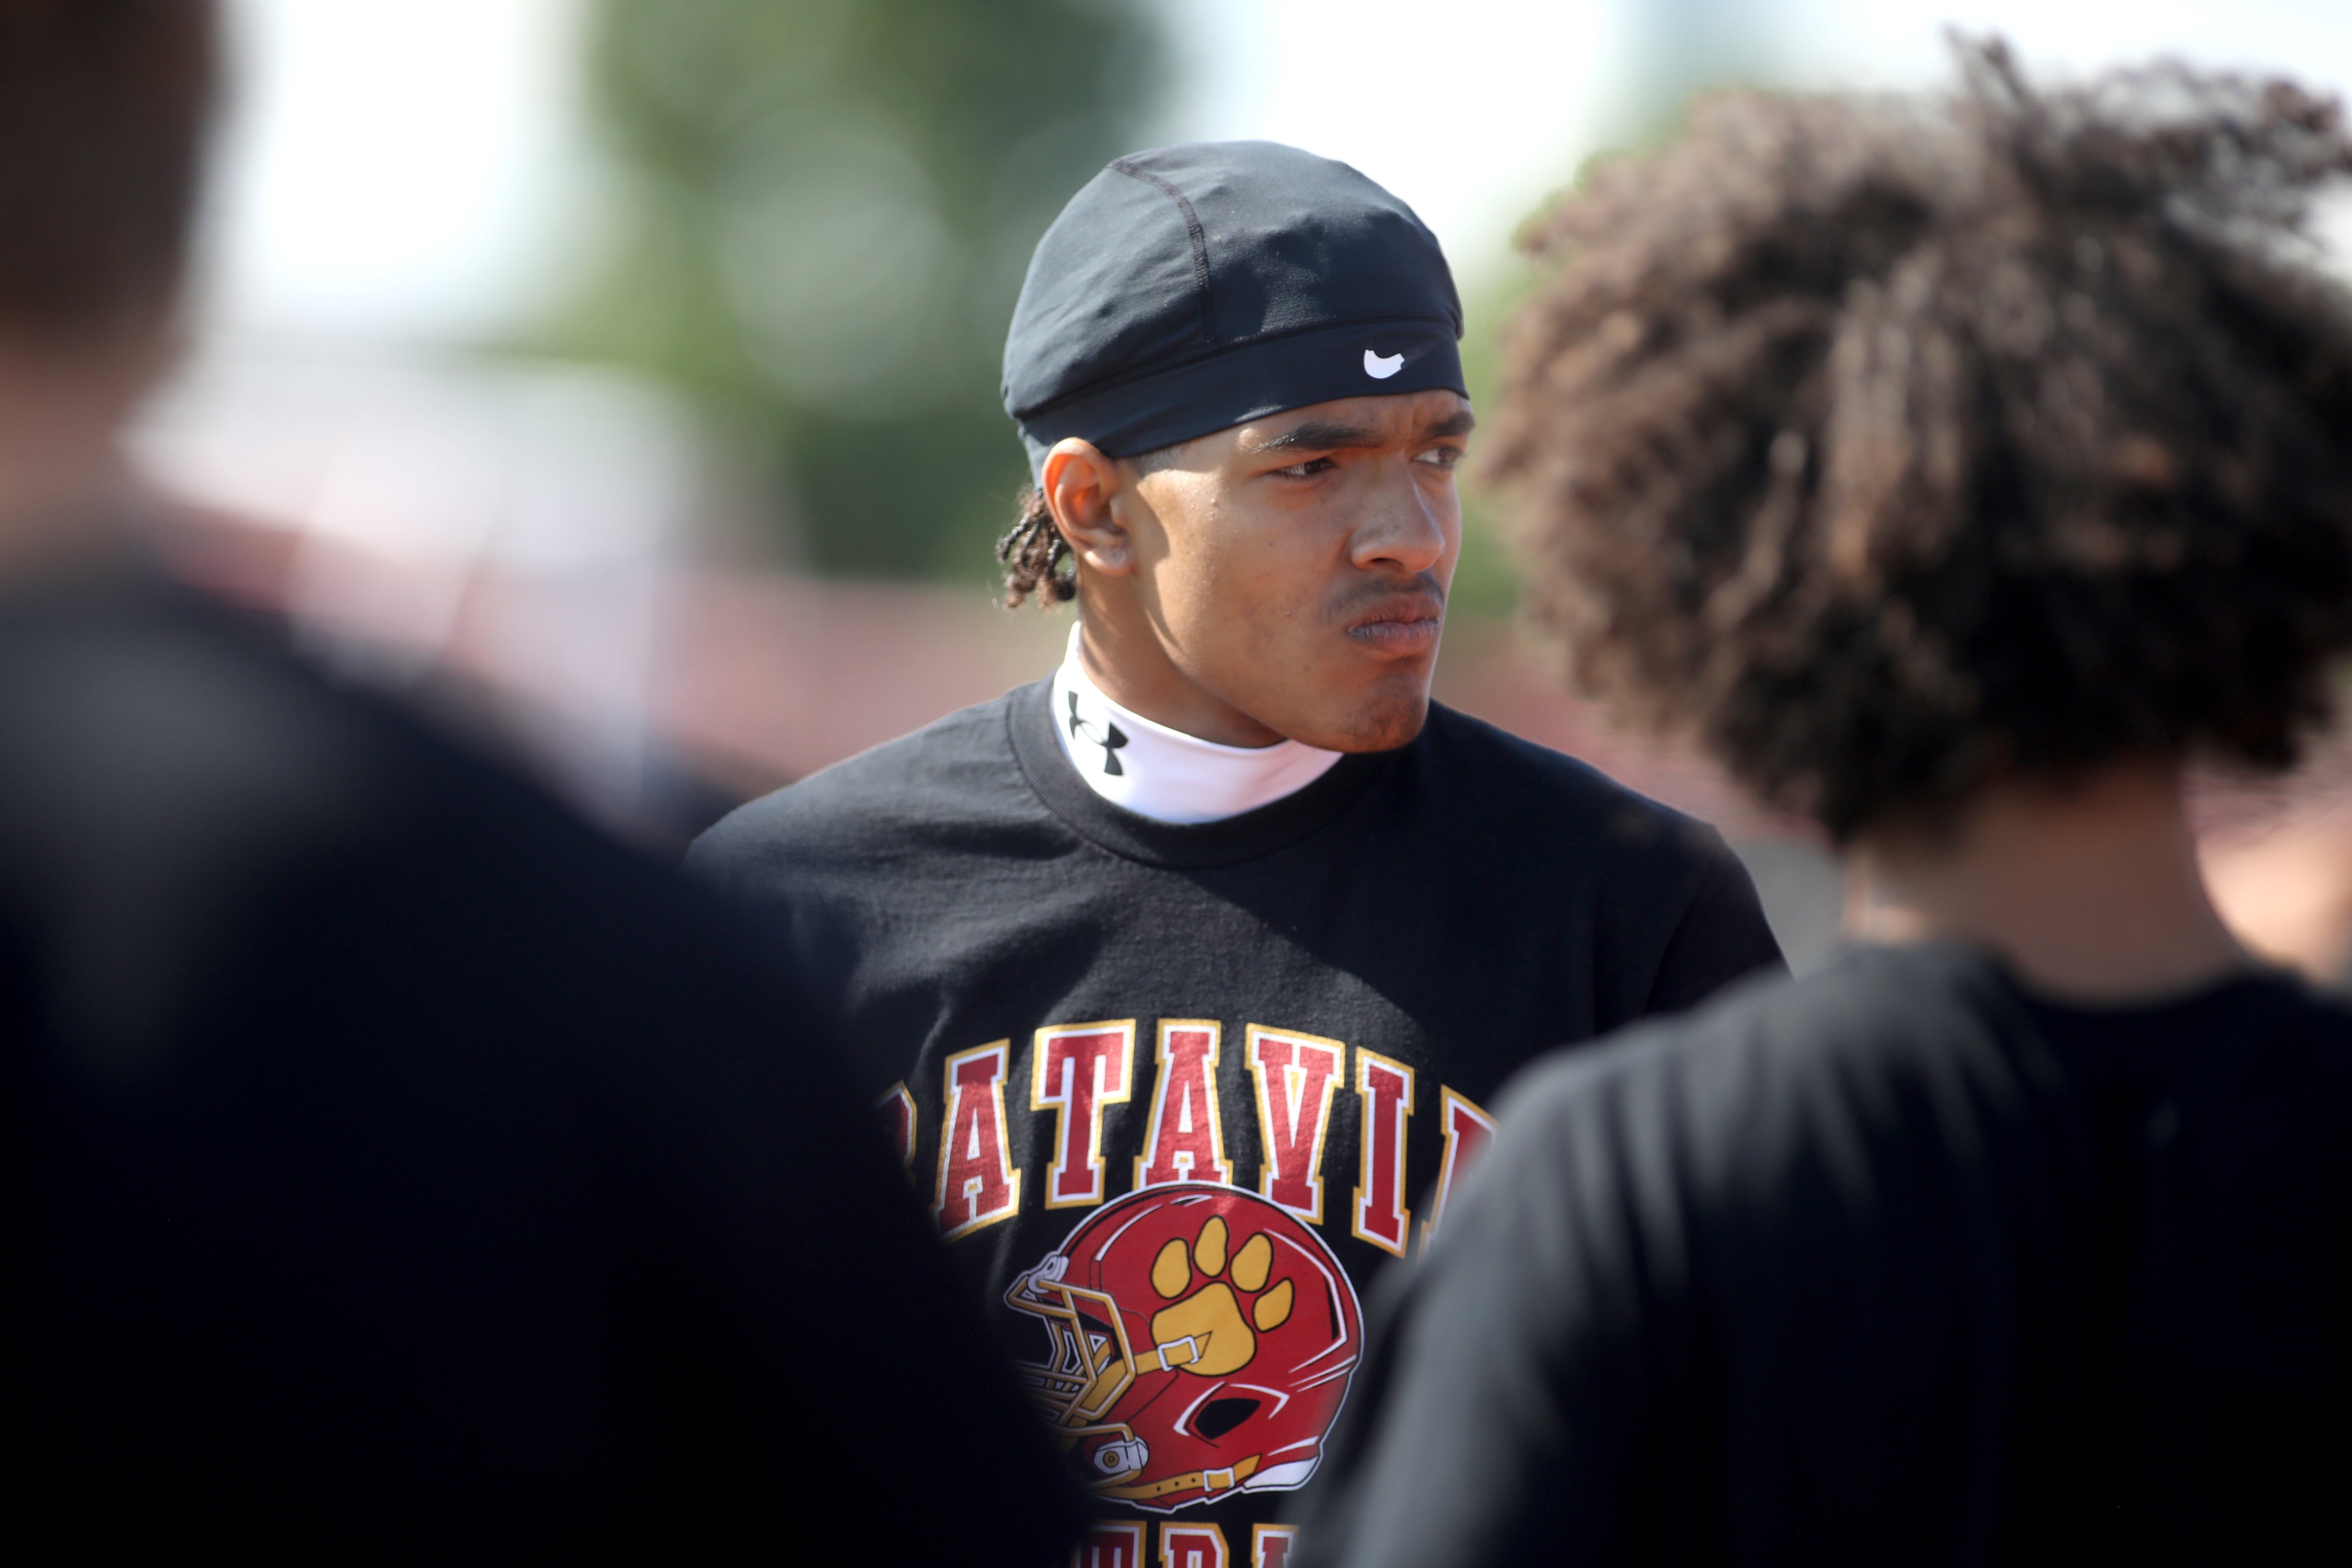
(1247, 419, 1383, 455)
(1247, 409, 1478, 456)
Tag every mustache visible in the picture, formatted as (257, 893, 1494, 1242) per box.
(1333, 571, 1448, 620)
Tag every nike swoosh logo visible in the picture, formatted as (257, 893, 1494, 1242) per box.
(1363, 349, 1404, 379)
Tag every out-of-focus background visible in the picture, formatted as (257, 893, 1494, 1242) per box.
(136, 0, 2352, 979)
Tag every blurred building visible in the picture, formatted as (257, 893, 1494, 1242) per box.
(134, 344, 732, 846)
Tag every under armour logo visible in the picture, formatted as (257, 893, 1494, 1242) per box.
(1068, 690, 1128, 776)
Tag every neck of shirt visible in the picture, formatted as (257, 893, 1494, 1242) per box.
(1047, 627, 1343, 825)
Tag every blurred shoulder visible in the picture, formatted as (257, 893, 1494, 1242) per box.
(1489, 947, 1992, 1172)
(1494, 946, 2352, 1188)
(0, 566, 781, 1020)
(0, 569, 475, 840)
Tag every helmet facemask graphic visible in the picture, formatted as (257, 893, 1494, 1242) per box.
(1005, 1185, 1364, 1513)
(1006, 1259, 1150, 1483)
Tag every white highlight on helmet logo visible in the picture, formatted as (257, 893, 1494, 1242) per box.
(1094, 1437, 1149, 1477)
(1363, 349, 1404, 379)
(1152, 1335, 1204, 1373)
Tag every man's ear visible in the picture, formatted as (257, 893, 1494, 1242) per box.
(1042, 439, 1136, 577)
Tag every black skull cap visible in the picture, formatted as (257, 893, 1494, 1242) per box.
(1003, 141, 1465, 478)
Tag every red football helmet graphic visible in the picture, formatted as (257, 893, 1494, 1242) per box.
(1006, 1184, 1364, 1514)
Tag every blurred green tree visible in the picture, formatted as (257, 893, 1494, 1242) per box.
(546, 0, 1169, 578)
(1445, 0, 1785, 621)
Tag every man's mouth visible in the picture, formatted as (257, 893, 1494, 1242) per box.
(1345, 596, 1446, 656)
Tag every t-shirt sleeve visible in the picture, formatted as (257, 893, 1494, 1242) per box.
(1644, 835, 1787, 1015)
(1290, 1053, 1671, 1568)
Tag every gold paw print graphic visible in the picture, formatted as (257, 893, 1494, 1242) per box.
(1148, 1213, 1294, 1377)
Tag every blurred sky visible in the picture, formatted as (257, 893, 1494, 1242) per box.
(204, 0, 2352, 339)
(201, 0, 593, 341)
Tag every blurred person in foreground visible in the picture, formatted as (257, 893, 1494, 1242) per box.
(0, 3, 1078, 1559)
(691, 141, 1782, 1562)
(1294, 40, 2352, 1567)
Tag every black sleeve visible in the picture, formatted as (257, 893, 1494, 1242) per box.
(1290, 1052, 1675, 1568)
(594, 914, 1087, 1566)
(1643, 836, 1787, 1015)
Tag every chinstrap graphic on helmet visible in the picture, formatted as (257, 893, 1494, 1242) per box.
(1005, 1184, 1364, 1513)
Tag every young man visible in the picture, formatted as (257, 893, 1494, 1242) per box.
(1292, 43, 2352, 1566)
(691, 140, 1784, 1562)
(1, 4, 1076, 1558)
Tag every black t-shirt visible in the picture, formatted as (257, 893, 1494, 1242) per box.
(1292, 942, 2352, 1567)
(0, 567, 1079, 1563)
(689, 677, 1784, 1562)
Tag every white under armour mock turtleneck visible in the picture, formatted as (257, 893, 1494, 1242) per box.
(1047, 626, 1343, 825)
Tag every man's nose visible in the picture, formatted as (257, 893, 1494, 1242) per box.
(1348, 465, 1450, 574)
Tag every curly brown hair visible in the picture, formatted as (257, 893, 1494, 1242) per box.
(996, 486, 1074, 609)
(1489, 38, 2352, 842)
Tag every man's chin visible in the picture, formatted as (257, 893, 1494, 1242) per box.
(1304, 691, 1432, 754)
